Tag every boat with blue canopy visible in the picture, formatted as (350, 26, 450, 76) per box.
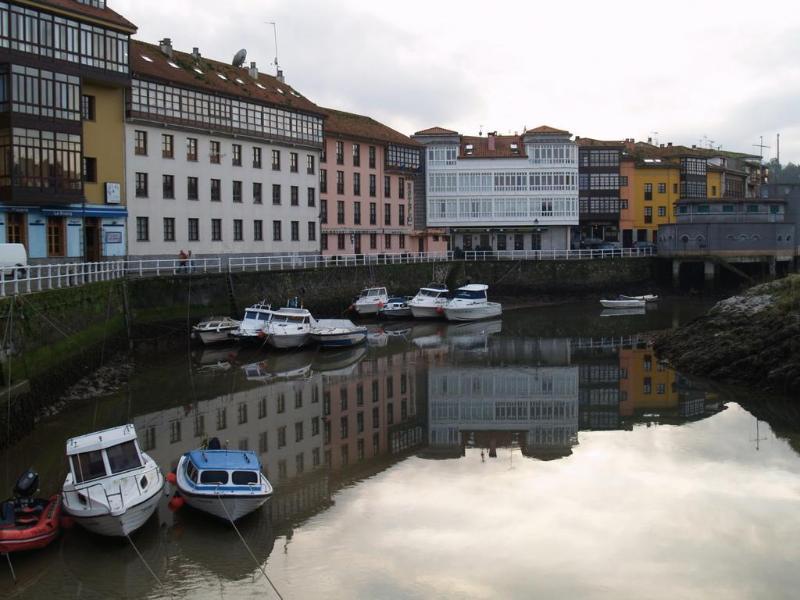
(175, 440, 273, 522)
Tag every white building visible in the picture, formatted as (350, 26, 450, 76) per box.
(126, 39, 325, 260)
(413, 126, 579, 251)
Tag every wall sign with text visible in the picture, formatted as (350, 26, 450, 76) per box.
(105, 182, 121, 204)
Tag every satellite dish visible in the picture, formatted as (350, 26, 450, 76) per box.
(232, 49, 247, 67)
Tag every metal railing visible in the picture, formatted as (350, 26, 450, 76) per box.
(1, 248, 655, 297)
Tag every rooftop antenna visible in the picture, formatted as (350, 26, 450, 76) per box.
(776, 133, 780, 164)
(266, 21, 280, 74)
(650, 131, 659, 146)
(752, 135, 770, 160)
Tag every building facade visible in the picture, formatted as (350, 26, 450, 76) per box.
(576, 138, 624, 245)
(0, 0, 135, 261)
(125, 39, 325, 260)
(413, 126, 579, 252)
(319, 108, 445, 256)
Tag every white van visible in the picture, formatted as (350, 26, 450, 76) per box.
(0, 243, 28, 278)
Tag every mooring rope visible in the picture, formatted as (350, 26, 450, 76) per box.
(125, 532, 171, 597)
(215, 493, 284, 600)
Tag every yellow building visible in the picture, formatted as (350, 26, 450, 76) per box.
(618, 348, 678, 418)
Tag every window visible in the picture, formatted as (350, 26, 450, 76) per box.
(233, 180, 242, 203)
(307, 187, 316, 207)
(233, 219, 243, 241)
(307, 154, 315, 174)
(369, 146, 376, 169)
(291, 221, 299, 241)
(254, 219, 263, 241)
(188, 218, 199, 241)
(273, 220, 282, 241)
(385, 233, 392, 249)
(384, 204, 391, 226)
(81, 94, 95, 120)
(644, 183, 653, 201)
(210, 140, 220, 164)
(369, 203, 376, 225)
(186, 137, 198, 161)
(253, 147, 262, 168)
(673, 183, 678, 194)
(644, 206, 653, 224)
(290, 152, 298, 173)
(336, 141, 344, 164)
(295, 421, 304, 443)
(135, 172, 148, 197)
(658, 206, 666, 217)
(106, 441, 142, 474)
(353, 143, 360, 166)
(272, 149, 281, 170)
(134, 130, 147, 155)
(272, 184, 281, 205)
(354, 173, 361, 196)
(338, 233, 345, 250)
(399, 234, 405, 249)
(200, 471, 228, 485)
(82, 157, 97, 183)
(384, 175, 391, 197)
(211, 218, 222, 241)
(711, 185, 717, 196)
(232, 144, 242, 166)
(399, 205, 405, 226)
(321, 199, 328, 224)
(163, 217, 175, 241)
(620, 175, 628, 187)
(370, 233, 377, 249)
(369, 174, 376, 197)
(211, 179, 221, 202)
(162, 174, 174, 199)
(337, 201, 345, 224)
(321, 233, 328, 250)
(136, 216, 149, 241)
(320, 169, 327, 194)
(354, 201, 362, 225)
(187, 177, 198, 200)
(399, 177, 405, 199)
(658, 183, 666, 194)
(162, 134, 174, 159)
(321, 144, 327, 163)
(72, 450, 107, 483)
(337, 171, 344, 194)
(291, 185, 299, 206)
(308, 221, 316, 241)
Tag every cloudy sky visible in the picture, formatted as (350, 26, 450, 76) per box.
(114, 0, 800, 162)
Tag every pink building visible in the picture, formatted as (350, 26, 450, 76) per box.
(320, 108, 447, 255)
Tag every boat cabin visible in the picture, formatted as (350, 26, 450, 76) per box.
(270, 307, 312, 325)
(183, 450, 262, 489)
(453, 284, 489, 301)
(359, 287, 387, 299)
(242, 302, 273, 324)
(65, 425, 145, 484)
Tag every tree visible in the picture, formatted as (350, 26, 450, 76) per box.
(768, 159, 800, 184)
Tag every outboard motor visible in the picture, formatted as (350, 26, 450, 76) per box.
(13, 469, 39, 499)
(207, 437, 222, 450)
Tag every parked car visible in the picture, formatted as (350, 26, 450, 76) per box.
(0, 243, 28, 279)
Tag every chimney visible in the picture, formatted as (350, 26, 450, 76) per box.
(647, 137, 652, 144)
(248, 61, 258, 80)
(667, 142, 672, 147)
(192, 47, 201, 61)
(159, 38, 173, 57)
(276, 68, 285, 83)
(487, 131, 496, 151)
(660, 143, 665, 148)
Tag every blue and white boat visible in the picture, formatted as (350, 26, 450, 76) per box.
(310, 319, 368, 348)
(175, 442, 273, 522)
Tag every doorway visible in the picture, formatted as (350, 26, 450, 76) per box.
(84, 217, 101, 262)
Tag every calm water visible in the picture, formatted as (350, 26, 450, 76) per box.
(3, 298, 800, 599)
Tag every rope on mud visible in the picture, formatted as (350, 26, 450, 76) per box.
(215, 493, 284, 600)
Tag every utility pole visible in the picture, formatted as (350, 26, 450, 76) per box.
(752, 135, 770, 160)
(776, 133, 781, 164)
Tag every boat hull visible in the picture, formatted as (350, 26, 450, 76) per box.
(64, 479, 163, 537)
(444, 303, 502, 322)
(599, 299, 645, 309)
(410, 305, 445, 319)
(312, 331, 367, 348)
(266, 333, 310, 349)
(354, 302, 382, 316)
(181, 491, 270, 522)
(379, 308, 412, 319)
(0, 495, 61, 554)
(197, 328, 236, 345)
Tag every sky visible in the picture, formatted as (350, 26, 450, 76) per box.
(113, 0, 800, 163)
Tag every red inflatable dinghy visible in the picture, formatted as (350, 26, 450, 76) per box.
(0, 470, 61, 554)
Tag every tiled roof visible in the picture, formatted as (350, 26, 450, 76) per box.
(576, 137, 625, 148)
(414, 126, 459, 136)
(36, 0, 136, 31)
(630, 142, 707, 159)
(524, 125, 570, 135)
(131, 40, 324, 117)
(322, 108, 420, 147)
(460, 135, 526, 159)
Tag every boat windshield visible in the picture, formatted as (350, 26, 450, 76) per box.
(273, 314, 307, 324)
(244, 311, 270, 321)
(186, 461, 199, 483)
(72, 450, 107, 483)
(454, 290, 487, 300)
(361, 289, 384, 298)
(418, 289, 441, 298)
(199, 470, 229, 484)
(106, 441, 142, 474)
(232, 471, 259, 485)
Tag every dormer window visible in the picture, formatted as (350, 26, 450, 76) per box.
(465, 144, 474, 155)
(510, 143, 519, 154)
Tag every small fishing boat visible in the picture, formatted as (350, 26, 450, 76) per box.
(0, 469, 61, 554)
(600, 307, 646, 317)
(192, 316, 241, 345)
(443, 284, 502, 322)
(352, 287, 389, 316)
(231, 301, 273, 343)
(262, 306, 314, 349)
(310, 319, 368, 348)
(61, 425, 164, 537)
(378, 297, 412, 319)
(175, 440, 273, 522)
(599, 297, 646, 309)
(619, 294, 659, 303)
(409, 283, 449, 319)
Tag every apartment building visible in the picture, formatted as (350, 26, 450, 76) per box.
(576, 137, 624, 245)
(126, 39, 325, 260)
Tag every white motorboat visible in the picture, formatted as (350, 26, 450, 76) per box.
(175, 442, 272, 522)
(619, 294, 659, 303)
(599, 297, 646, 309)
(378, 297, 412, 319)
(310, 319, 368, 348)
(192, 316, 241, 345)
(409, 283, 449, 319)
(352, 287, 389, 316)
(231, 301, 273, 343)
(61, 425, 164, 537)
(443, 284, 502, 322)
(263, 306, 313, 349)
(600, 307, 646, 317)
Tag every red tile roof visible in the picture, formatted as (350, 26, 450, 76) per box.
(460, 135, 525, 159)
(322, 108, 419, 146)
(576, 137, 625, 148)
(35, 0, 136, 31)
(414, 126, 459, 136)
(131, 40, 324, 117)
(524, 125, 570, 135)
